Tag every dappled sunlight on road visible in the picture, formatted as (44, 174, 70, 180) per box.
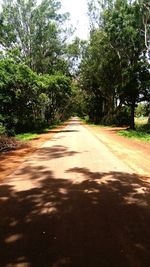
(1, 166, 150, 267)
(0, 118, 150, 267)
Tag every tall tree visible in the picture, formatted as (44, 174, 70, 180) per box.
(80, 0, 150, 128)
(0, 0, 70, 74)
(104, 0, 149, 128)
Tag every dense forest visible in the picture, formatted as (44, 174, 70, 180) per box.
(0, 0, 150, 137)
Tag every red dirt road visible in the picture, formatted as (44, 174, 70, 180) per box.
(0, 118, 150, 267)
(85, 124, 150, 179)
(0, 123, 68, 180)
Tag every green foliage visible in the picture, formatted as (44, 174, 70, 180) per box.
(101, 107, 131, 126)
(80, 29, 119, 123)
(0, 0, 70, 74)
(15, 122, 63, 141)
(16, 133, 39, 141)
(80, 0, 150, 129)
(83, 115, 90, 123)
(0, 58, 40, 133)
(136, 122, 150, 134)
(119, 116, 150, 142)
(118, 128, 150, 142)
(0, 123, 6, 135)
(69, 82, 88, 117)
(66, 38, 87, 76)
(1, 0, 150, 135)
(135, 116, 149, 125)
(135, 103, 149, 117)
(0, 58, 72, 135)
(39, 74, 72, 122)
(0, 0, 84, 136)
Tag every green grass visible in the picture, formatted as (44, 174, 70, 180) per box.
(37, 124, 60, 133)
(118, 129, 150, 142)
(15, 123, 62, 141)
(118, 117, 150, 142)
(16, 133, 39, 141)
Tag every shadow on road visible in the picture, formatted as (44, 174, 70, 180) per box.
(34, 145, 79, 160)
(47, 130, 79, 134)
(0, 166, 150, 267)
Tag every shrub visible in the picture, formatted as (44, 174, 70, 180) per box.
(101, 107, 130, 126)
(0, 123, 6, 135)
(0, 135, 26, 152)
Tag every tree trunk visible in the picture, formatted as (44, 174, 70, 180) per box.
(130, 103, 135, 130)
(148, 113, 150, 124)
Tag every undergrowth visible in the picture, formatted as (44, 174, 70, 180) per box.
(118, 123, 150, 142)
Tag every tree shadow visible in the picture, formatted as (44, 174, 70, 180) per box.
(0, 166, 150, 267)
(59, 130, 79, 133)
(34, 145, 79, 160)
(65, 118, 80, 127)
(48, 130, 79, 134)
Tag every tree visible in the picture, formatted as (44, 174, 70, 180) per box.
(64, 37, 88, 77)
(0, 55, 72, 134)
(138, 0, 150, 53)
(0, 58, 36, 133)
(105, 0, 149, 128)
(80, 29, 121, 123)
(80, 0, 150, 129)
(0, 0, 77, 135)
(0, 0, 70, 74)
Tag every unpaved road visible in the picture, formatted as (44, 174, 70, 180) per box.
(0, 118, 150, 267)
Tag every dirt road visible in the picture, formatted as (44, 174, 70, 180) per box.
(0, 118, 150, 267)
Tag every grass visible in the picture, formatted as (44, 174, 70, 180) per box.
(0, 123, 64, 152)
(16, 133, 39, 141)
(82, 115, 150, 142)
(118, 117, 150, 142)
(15, 123, 62, 141)
(118, 129, 150, 142)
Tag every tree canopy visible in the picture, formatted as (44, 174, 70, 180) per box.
(0, 0, 150, 135)
(0, 0, 75, 134)
(80, 0, 150, 128)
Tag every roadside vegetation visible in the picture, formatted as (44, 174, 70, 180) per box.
(80, 0, 150, 130)
(118, 129, 150, 142)
(0, 0, 150, 150)
(0, 0, 83, 150)
(118, 117, 150, 142)
(118, 104, 150, 142)
(15, 133, 39, 141)
(0, 135, 26, 152)
(15, 122, 63, 141)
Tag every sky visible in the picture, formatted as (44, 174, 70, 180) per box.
(61, 0, 89, 40)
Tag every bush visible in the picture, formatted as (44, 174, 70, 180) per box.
(0, 123, 6, 135)
(135, 103, 149, 117)
(0, 58, 72, 134)
(101, 107, 130, 126)
(15, 118, 48, 133)
(84, 115, 90, 123)
(136, 123, 150, 133)
(0, 135, 26, 152)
